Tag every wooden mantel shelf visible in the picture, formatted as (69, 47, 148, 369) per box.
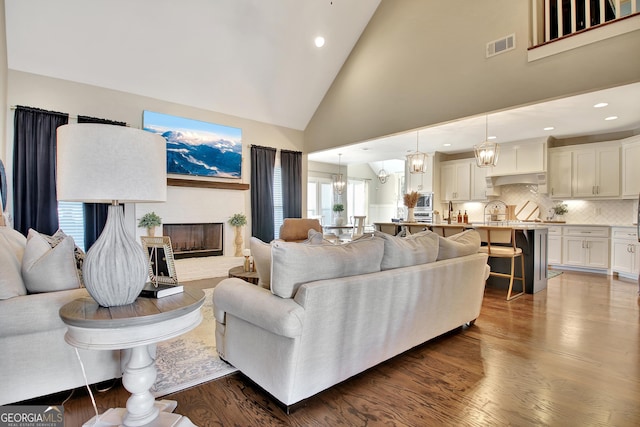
(167, 178, 250, 190)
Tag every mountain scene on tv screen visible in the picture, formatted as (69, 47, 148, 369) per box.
(152, 130, 242, 178)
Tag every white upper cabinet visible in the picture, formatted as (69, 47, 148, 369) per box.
(488, 138, 547, 176)
(548, 140, 621, 199)
(471, 163, 488, 200)
(572, 143, 619, 198)
(548, 150, 572, 198)
(621, 135, 640, 199)
(440, 159, 471, 201)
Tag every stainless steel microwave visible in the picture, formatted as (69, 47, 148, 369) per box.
(415, 192, 434, 211)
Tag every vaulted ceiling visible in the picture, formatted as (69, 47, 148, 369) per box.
(5, 1, 640, 166)
(4, 0, 381, 131)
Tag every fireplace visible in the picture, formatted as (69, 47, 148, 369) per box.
(163, 223, 224, 259)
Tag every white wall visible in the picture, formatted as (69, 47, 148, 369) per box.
(5, 71, 305, 254)
(305, 0, 640, 152)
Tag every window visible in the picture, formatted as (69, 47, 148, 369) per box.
(307, 177, 334, 226)
(346, 179, 368, 222)
(57, 201, 85, 251)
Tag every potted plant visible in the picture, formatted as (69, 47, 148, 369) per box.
(332, 203, 345, 226)
(228, 213, 247, 257)
(138, 212, 162, 236)
(552, 202, 568, 221)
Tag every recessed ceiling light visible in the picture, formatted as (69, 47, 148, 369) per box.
(314, 36, 325, 48)
(487, 136, 497, 140)
(361, 147, 369, 151)
(443, 143, 451, 147)
(544, 126, 555, 131)
(593, 102, 608, 108)
(605, 116, 618, 121)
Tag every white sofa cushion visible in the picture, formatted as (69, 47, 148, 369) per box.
(437, 229, 481, 260)
(250, 237, 272, 289)
(251, 230, 331, 290)
(270, 236, 385, 298)
(22, 229, 83, 293)
(0, 227, 27, 300)
(374, 230, 439, 270)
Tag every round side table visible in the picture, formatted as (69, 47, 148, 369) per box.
(59, 288, 205, 427)
(228, 265, 260, 285)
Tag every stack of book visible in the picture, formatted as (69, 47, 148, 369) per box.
(139, 282, 184, 298)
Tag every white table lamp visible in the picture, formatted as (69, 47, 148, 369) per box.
(57, 124, 166, 307)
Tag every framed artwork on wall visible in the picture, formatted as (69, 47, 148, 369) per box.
(141, 236, 178, 285)
(142, 110, 242, 182)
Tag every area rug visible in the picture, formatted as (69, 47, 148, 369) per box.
(152, 288, 237, 397)
(548, 269, 563, 279)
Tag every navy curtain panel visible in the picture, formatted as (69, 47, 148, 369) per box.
(13, 106, 69, 236)
(250, 145, 276, 242)
(77, 115, 127, 250)
(280, 149, 302, 218)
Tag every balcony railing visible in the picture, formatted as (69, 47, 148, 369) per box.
(531, 0, 639, 46)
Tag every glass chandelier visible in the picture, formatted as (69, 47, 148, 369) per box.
(406, 131, 427, 174)
(377, 161, 389, 184)
(474, 115, 500, 167)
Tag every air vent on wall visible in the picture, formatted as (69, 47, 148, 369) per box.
(486, 34, 515, 58)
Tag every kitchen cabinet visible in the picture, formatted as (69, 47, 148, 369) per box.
(562, 226, 609, 270)
(440, 160, 470, 201)
(548, 150, 572, 198)
(548, 141, 620, 199)
(547, 226, 563, 265)
(471, 163, 488, 200)
(572, 143, 620, 198)
(620, 135, 640, 198)
(611, 227, 640, 278)
(489, 138, 546, 176)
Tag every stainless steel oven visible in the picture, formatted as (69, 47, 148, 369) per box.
(414, 192, 433, 223)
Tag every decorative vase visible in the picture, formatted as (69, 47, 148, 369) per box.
(234, 226, 243, 257)
(147, 227, 155, 237)
(84, 204, 148, 307)
(334, 215, 344, 226)
(407, 207, 415, 222)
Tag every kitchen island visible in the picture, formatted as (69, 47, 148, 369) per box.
(373, 222, 548, 294)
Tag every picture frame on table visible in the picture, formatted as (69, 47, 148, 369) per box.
(141, 236, 178, 285)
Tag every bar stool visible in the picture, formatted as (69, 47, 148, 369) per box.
(475, 226, 525, 301)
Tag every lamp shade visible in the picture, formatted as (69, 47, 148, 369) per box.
(57, 124, 166, 203)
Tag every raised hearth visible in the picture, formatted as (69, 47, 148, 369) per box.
(164, 223, 223, 259)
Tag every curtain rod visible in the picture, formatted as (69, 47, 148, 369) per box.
(10, 105, 129, 125)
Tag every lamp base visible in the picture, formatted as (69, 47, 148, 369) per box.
(83, 204, 148, 307)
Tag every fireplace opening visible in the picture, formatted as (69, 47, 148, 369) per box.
(163, 223, 223, 259)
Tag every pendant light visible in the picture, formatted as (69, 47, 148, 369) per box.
(377, 161, 389, 184)
(332, 153, 345, 195)
(474, 115, 500, 167)
(406, 131, 427, 174)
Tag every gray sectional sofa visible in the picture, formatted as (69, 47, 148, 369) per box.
(213, 230, 490, 408)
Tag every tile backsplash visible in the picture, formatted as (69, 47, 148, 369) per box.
(446, 184, 637, 225)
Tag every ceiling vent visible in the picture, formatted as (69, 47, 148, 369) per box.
(486, 34, 515, 58)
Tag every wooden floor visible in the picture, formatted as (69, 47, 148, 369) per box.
(25, 271, 640, 426)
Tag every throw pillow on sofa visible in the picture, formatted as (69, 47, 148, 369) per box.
(373, 230, 439, 270)
(270, 236, 385, 298)
(0, 227, 28, 299)
(437, 229, 481, 260)
(22, 229, 84, 293)
(251, 230, 332, 290)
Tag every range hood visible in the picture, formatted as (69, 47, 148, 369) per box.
(485, 171, 547, 193)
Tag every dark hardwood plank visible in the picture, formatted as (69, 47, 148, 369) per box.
(25, 271, 640, 426)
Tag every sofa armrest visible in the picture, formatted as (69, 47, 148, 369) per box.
(213, 278, 304, 338)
